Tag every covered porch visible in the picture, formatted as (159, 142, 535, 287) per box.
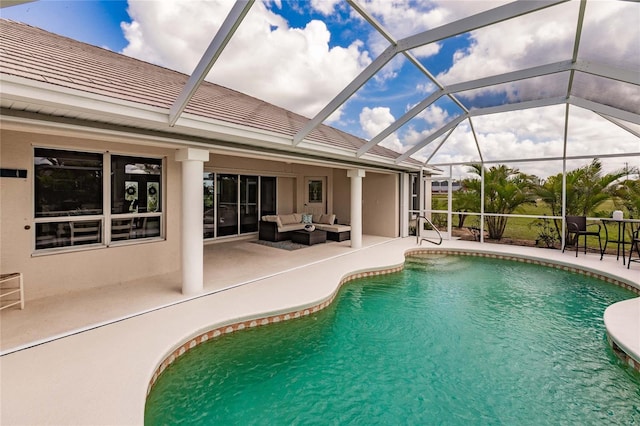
(2, 235, 637, 355)
(0, 234, 393, 353)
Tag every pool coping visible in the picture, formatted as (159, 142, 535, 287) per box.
(147, 246, 640, 397)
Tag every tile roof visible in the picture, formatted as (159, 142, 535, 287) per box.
(0, 19, 416, 165)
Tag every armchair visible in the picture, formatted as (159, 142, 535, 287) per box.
(563, 215, 602, 258)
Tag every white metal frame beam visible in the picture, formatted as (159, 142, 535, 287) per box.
(294, 0, 568, 147)
(569, 96, 640, 125)
(357, 56, 636, 159)
(424, 127, 456, 165)
(450, 61, 573, 94)
(397, 0, 568, 53)
(395, 115, 467, 163)
(468, 96, 567, 116)
(292, 43, 397, 145)
(573, 60, 640, 86)
(357, 89, 444, 157)
(394, 96, 567, 164)
(468, 118, 484, 165)
(597, 114, 640, 139)
(428, 151, 640, 168)
(348, 2, 470, 113)
(168, 0, 254, 127)
(358, 61, 575, 158)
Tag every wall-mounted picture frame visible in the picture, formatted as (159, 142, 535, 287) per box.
(308, 179, 323, 203)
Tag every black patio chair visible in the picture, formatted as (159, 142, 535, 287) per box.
(563, 215, 602, 258)
(628, 228, 640, 269)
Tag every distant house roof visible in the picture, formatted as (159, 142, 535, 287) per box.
(0, 19, 424, 171)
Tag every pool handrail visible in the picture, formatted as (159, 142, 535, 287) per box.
(416, 215, 443, 246)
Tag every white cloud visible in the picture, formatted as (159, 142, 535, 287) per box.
(359, 106, 404, 152)
(398, 0, 639, 176)
(437, 2, 578, 86)
(122, 0, 371, 119)
(348, 0, 444, 88)
(356, 0, 448, 40)
(417, 104, 449, 128)
(416, 81, 436, 95)
(436, 0, 639, 112)
(360, 106, 394, 138)
(420, 105, 639, 178)
(310, 0, 341, 16)
(117, 0, 638, 167)
(578, 0, 640, 70)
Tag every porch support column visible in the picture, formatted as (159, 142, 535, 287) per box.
(400, 173, 410, 238)
(347, 169, 366, 249)
(176, 148, 210, 295)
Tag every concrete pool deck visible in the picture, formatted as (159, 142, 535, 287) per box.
(1, 237, 638, 425)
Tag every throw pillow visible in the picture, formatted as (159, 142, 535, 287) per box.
(302, 214, 313, 224)
(280, 214, 298, 225)
(320, 214, 336, 225)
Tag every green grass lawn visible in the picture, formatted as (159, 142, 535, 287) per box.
(429, 195, 629, 252)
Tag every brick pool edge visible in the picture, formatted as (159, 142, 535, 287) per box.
(147, 248, 640, 396)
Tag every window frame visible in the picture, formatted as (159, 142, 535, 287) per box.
(32, 147, 166, 255)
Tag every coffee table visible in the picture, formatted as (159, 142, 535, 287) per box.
(291, 229, 327, 246)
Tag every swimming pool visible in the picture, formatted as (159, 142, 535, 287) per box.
(145, 254, 640, 424)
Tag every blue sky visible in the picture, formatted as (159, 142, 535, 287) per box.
(0, 0, 464, 141)
(1, 0, 130, 51)
(1, 0, 637, 178)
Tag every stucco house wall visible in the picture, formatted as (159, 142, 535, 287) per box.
(1, 127, 403, 302)
(363, 172, 399, 238)
(332, 170, 351, 225)
(0, 129, 182, 301)
(331, 169, 400, 237)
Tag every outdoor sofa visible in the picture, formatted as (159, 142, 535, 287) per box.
(259, 213, 351, 242)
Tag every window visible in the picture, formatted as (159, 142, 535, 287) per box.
(35, 149, 103, 218)
(203, 172, 215, 239)
(110, 155, 162, 240)
(33, 148, 163, 251)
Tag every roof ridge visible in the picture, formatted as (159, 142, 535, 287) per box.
(0, 18, 419, 165)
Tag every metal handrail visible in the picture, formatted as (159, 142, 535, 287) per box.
(416, 215, 442, 246)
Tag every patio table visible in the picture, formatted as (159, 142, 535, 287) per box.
(291, 229, 327, 246)
(600, 218, 640, 265)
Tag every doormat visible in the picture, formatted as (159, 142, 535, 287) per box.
(252, 240, 308, 251)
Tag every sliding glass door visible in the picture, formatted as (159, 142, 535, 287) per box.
(204, 173, 275, 239)
(240, 176, 258, 233)
(217, 174, 238, 237)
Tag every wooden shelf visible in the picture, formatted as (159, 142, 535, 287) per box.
(0, 273, 24, 311)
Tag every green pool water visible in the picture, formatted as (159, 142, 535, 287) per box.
(145, 255, 640, 425)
